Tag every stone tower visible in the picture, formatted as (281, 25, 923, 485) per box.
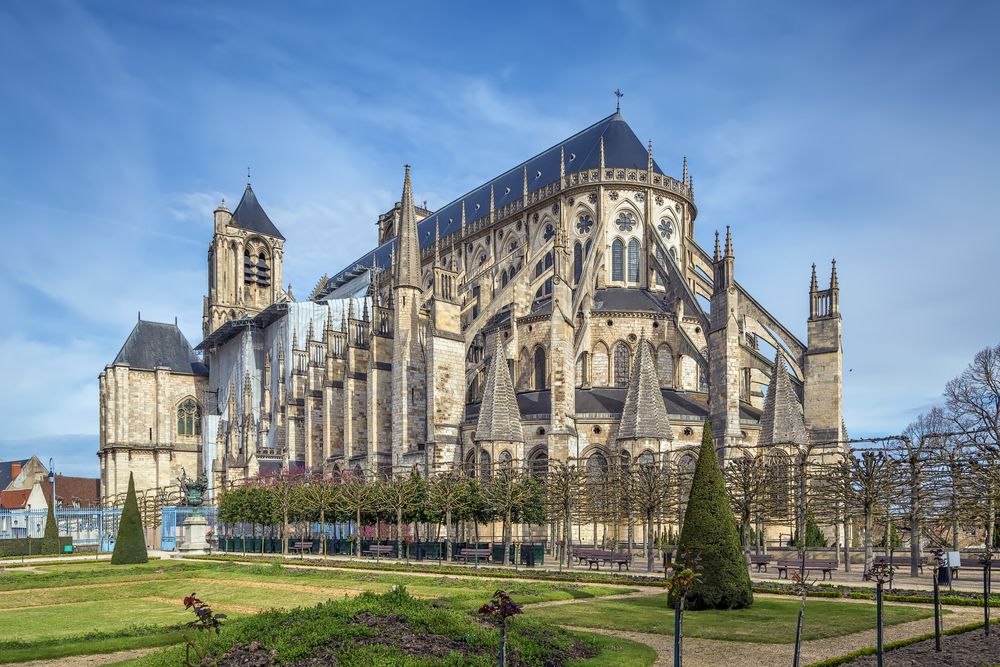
(708, 227, 742, 456)
(804, 261, 844, 448)
(203, 183, 285, 338)
(391, 166, 427, 472)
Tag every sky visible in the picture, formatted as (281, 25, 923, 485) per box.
(1, 1, 998, 477)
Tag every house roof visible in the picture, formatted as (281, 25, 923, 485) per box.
(319, 111, 661, 297)
(0, 459, 30, 491)
(231, 184, 284, 240)
(0, 489, 30, 509)
(113, 321, 208, 375)
(40, 475, 100, 508)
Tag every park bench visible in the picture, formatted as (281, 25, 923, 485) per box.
(953, 558, 1000, 578)
(584, 550, 632, 571)
(750, 554, 773, 572)
(363, 545, 394, 559)
(291, 541, 313, 557)
(456, 548, 492, 563)
(610, 553, 633, 571)
(776, 558, 839, 581)
(574, 549, 599, 566)
(872, 555, 928, 574)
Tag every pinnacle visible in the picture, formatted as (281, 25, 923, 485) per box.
(757, 351, 808, 448)
(474, 336, 524, 444)
(617, 335, 674, 442)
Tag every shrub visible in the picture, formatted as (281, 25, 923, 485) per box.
(40, 502, 60, 555)
(111, 473, 148, 565)
(676, 420, 754, 610)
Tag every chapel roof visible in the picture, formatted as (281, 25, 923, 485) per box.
(319, 111, 661, 297)
(474, 337, 524, 443)
(617, 337, 675, 441)
(757, 351, 808, 448)
(112, 321, 208, 375)
(231, 184, 284, 240)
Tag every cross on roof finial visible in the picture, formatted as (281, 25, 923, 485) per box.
(614, 88, 624, 111)
(247, 167, 251, 185)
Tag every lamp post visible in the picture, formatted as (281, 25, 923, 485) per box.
(48, 458, 56, 548)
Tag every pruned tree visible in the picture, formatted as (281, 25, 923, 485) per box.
(336, 471, 376, 558)
(545, 459, 583, 567)
(264, 471, 300, 555)
(724, 449, 768, 568)
(844, 450, 896, 573)
(484, 462, 545, 566)
(381, 468, 425, 559)
(899, 410, 952, 575)
(632, 454, 673, 572)
(298, 474, 341, 559)
(427, 470, 469, 562)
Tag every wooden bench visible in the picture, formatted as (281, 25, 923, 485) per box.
(456, 548, 492, 563)
(953, 558, 1000, 578)
(363, 545, 394, 559)
(750, 554, 773, 572)
(585, 550, 633, 571)
(872, 555, 928, 574)
(574, 549, 599, 566)
(291, 541, 313, 557)
(610, 553, 633, 571)
(776, 558, 839, 581)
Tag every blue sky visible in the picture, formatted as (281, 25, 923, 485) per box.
(1, 1, 998, 477)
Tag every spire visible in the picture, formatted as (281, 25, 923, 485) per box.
(348, 296, 355, 321)
(560, 146, 565, 182)
(292, 329, 298, 351)
(434, 216, 440, 268)
(490, 183, 495, 220)
(394, 165, 420, 290)
(599, 136, 605, 172)
(523, 166, 528, 206)
(810, 263, 818, 292)
(757, 351, 808, 447)
(227, 380, 237, 423)
(307, 319, 314, 342)
(724, 226, 734, 258)
(830, 259, 838, 289)
(243, 371, 252, 415)
(647, 140, 653, 175)
(682, 156, 688, 184)
(341, 304, 347, 332)
(714, 230, 721, 262)
(461, 199, 466, 236)
(474, 336, 524, 444)
(362, 298, 369, 322)
(618, 334, 674, 441)
(326, 304, 334, 331)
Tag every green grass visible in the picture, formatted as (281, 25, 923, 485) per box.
(0, 630, 185, 665)
(106, 587, 632, 667)
(0, 599, 193, 641)
(566, 632, 657, 667)
(527, 594, 940, 643)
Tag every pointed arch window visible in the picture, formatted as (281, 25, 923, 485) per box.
(480, 449, 492, 479)
(655, 248, 666, 286)
(177, 399, 201, 436)
(627, 239, 640, 283)
(501, 270, 509, 289)
(534, 347, 547, 391)
(612, 239, 624, 282)
(614, 343, 630, 388)
(585, 239, 592, 258)
(544, 251, 552, 269)
(573, 242, 582, 284)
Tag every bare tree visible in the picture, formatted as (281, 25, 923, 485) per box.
(724, 450, 768, 568)
(844, 451, 896, 573)
(632, 454, 673, 571)
(336, 471, 376, 558)
(545, 459, 583, 567)
(427, 470, 469, 562)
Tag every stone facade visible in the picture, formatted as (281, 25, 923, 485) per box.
(101, 110, 846, 509)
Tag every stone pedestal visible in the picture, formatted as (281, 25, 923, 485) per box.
(178, 514, 210, 556)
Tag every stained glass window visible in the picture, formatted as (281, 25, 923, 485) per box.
(627, 239, 640, 283)
(614, 343, 630, 387)
(612, 239, 624, 281)
(615, 212, 635, 232)
(658, 219, 672, 239)
(501, 270, 508, 288)
(655, 248, 666, 286)
(534, 346, 547, 390)
(544, 251, 552, 269)
(577, 215, 594, 234)
(574, 242, 582, 284)
(543, 224, 555, 241)
(177, 399, 201, 436)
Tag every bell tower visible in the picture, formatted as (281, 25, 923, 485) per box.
(204, 182, 286, 338)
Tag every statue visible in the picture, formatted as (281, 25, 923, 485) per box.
(177, 469, 208, 507)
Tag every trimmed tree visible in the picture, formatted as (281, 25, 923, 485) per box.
(111, 472, 149, 564)
(676, 420, 753, 610)
(40, 499, 60, 555)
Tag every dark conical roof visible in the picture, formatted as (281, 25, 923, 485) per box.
(617, 336, 674, 441)
(474, 336, 524, 443)
(757, 352, 807, 447)
(113, 321, 207, 375)
(394, 166, 421, 290)
(231, 184, 284, 240)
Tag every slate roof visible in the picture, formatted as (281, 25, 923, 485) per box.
(617, 337, 675, 441)
(592, 288, 672, 313)
(757, 352, 808, 447)
(0, 459, 30, 491)
(231, 184, 284, 240)
(113, 321, 208, 375)
(319, 111, 661, 297)
(474, 337, 524, 443)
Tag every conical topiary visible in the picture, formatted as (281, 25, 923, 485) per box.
(40, 498, 60, 555)
(676, 420, 753, 610)
(111, 472, 148, 564)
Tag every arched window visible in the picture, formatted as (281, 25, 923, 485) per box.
(638, 450, 655, 467)
(544, 251, 553, 269)
(655, 248, 665, 286)
(535, 260, 544, 278)
(501, 270, 508, 288)
(573, 242, 582, 284)
(627, 239, 640, 283)
(529, 451, 548, 480)
(587, 452, 608, 475)
(177, 399, 201, 436)
(614, 343, 630, 388)
(480, 449, 492, 479)
(499, 450, 513, 469)
(767, 451, 791, 520)
(585, 239, 592, 258)
(534, 347, 546, 391)
(612, 239, 624, 281)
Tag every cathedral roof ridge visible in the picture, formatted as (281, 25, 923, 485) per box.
(231, 183, 284, 240)
(321, 112, 663, 297)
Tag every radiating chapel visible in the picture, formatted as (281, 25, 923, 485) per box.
(98, 111, 845, 504)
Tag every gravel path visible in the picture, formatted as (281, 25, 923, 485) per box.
(4, 648, 158, 667)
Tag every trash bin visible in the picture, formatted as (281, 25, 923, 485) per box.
(525, 547, 535, 567)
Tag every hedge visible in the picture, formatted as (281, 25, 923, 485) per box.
(0, 537, 73, 557)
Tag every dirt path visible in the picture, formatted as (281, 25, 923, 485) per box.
(3, 647, 159, 667)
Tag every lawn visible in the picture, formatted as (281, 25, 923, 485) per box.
(0, 560, 638, 664)
(527, 594, 940, 643)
